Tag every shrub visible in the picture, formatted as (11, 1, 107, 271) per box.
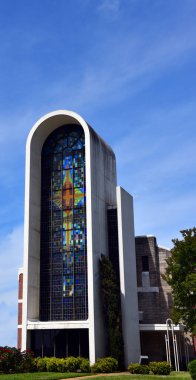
(100, 255, 124, 367)
(79, 358, 91, 373)
(128, 363, 150, 374)
(0, 346, 21, 373)
(149, 361, 171, 375)
(19, 350, 35, 372)
(45, 357, 58, 372)
(33, 356, 89, 373)
(34, 356, 47, 371)
(188, 360, 196, 380)
(0, 346, 34, 373)
(65, 356, 81, 372)
(56, 358, 67, 372)
(91, 357, 118, 373)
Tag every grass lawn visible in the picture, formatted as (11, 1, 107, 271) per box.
(89, 373, 191, 380)
(0, 372, 191, 380)
(0, 372, 90, 380)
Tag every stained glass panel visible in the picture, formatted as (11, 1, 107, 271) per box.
(40, 124, 88, 321)
(74, 188, 85, 207)
(73, 151, 85, 167)
(52, 153, 62, 170)
(63, 210, 73, 230)
(63, 276, 74, 297)
(63, 153, 73, 169)
(62, 170, 73, 189)
(74, 167, 84, 188)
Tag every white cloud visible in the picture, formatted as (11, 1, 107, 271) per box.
(0, 111, 34, 145)
(47, 21, 196, 112)
(0, 301, 18, 347)
(116, 134, 196, 189)
(114, 99, 196, 181)
(134, 190, 196, 248)
(98, 0, 121, 13)
(113, 100, 196, 248)
(0, 225, 23, 347)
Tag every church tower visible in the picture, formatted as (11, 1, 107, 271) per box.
(18, 110, 140, 366)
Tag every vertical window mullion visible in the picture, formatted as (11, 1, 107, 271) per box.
(72, 150, 75, 319)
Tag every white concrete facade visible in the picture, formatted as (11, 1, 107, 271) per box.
(117, 187, 141, 366)
(22, 110, 117, 364)
(21, 110, 141, 365)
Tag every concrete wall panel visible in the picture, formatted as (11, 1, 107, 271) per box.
(117, 187, 141, 366)
(22, 110, 117, 365)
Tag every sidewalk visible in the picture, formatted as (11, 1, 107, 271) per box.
(63, 373, 130, 380)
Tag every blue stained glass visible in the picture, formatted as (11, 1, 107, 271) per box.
(74, 220, 85, 229)
(74, 188, 85, 207)
(63, 154, 73, 169)
(57, 137, 68, 148)
(79, 135, 85, 146)
(74, 167, 84, 187)
(52, 154, 62, 170)
(53, 144, 63, 153)
(40, 124, 88, 321)
(75, 274, 85, 295)
(63, 276, 74, 296)
(75, 251, 84, 262)
(73, 152, 84, 167)
(63, 251, 73, 265)
(72, 139, 83, 150)
(74, 229, 85, 249)
(68, 135, 76, 147)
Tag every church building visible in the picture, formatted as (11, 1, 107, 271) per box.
(18, 110, 195, 368)
(17, 110, 140, 367)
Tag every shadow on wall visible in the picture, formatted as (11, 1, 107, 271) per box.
(135, 236, 195, 368)
(135, 236, 170, 325)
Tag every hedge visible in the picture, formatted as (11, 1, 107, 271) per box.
(188, 360, 196, 380)
(128, 361, 171, 375)
(91, 357, 118, 373)
(34, 356, 91, 373)
(128, 363, 150, 374)
(149, 362, 171, 375)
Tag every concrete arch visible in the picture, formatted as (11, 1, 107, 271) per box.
(22, 110, 117, 364)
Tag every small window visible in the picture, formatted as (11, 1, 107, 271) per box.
(142, 256, 149, 271)
(142, 272, 150, 287)
(139, 311, 143, 322)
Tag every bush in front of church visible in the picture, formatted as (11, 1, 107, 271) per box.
(128, 363, 150, 374)
(149, 361, 171, 375)
(128, 361, 171, 375)
(188, 360, 196, 380)
(91, 357, 118, 373)
(0, 346, 35, 373)
(34, 356, 90, 372)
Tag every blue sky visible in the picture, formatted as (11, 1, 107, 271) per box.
(0, 0, 196, 347)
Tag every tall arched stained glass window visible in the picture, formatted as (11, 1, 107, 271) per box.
(40, 124, 88, 321)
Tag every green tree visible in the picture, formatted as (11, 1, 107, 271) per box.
(100, 254, 124, 368)
(163, 228, 196, 334)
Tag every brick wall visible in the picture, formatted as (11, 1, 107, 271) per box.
(17, 270, 23, 350)
(135, 236, 172, 324)
(18, 303, 23, 325)
(17, 328, 22, 351)
(18, 273, 23, 300)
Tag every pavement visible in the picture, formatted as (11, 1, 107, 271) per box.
(63, 373, 131, 380)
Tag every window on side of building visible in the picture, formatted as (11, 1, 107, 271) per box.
(141, 256, 150, 287)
